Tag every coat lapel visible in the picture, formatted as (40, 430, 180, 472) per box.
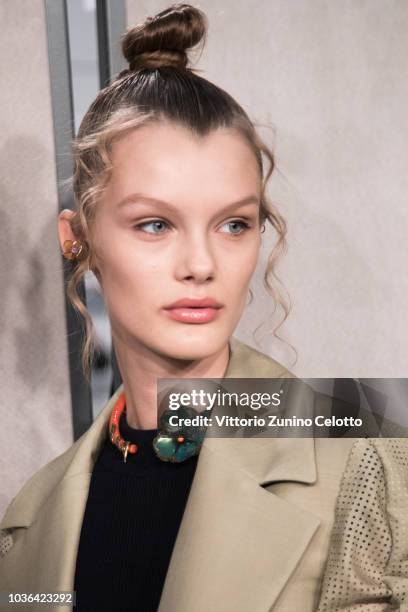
(157, 438, 319, 612)
(0, 339, 321, 612)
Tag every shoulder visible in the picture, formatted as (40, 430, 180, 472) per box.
(0, 440, 81, 530)
(227, 337, 295, 379)
(342, 438, 408, 481)
(0, 385, 122, 532)
(0, 441, 80, 560)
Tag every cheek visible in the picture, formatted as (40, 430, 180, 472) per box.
(220, 240, 260, 293)
(96, 247, 168, 311)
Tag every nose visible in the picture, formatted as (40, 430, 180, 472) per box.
(174, 233, 215, 284)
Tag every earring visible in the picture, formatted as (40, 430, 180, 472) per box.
(63, 239, 84, 261)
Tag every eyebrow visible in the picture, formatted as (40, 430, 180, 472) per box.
(117, 193, 260, 215)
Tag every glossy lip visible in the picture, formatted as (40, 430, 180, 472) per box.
(163, 297, 224, 324)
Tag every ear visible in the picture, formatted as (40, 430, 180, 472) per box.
(58, 208, 77, 251)
(58, 208, 103, 287)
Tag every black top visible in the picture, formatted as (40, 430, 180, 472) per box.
(73, 410, 199, 611)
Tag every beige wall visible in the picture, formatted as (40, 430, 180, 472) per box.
(127, 0, 408, 378)
(0, 1, 73, 517)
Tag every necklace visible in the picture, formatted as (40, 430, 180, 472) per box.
(108, 391, 205, 463)
(108, 391, 138, 463)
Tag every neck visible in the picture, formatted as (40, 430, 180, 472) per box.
(112, 339, 231, 429)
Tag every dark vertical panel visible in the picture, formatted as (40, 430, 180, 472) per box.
(44, 0, 92, 439)
(96, 0, 127, 394)
(96, 0, 127, 88)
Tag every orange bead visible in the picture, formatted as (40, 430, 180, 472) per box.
(177, 436, 185, 444)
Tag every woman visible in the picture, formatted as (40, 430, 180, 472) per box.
(0, 4, 406, 612)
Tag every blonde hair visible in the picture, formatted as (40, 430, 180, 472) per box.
(66, 3, 290, 381)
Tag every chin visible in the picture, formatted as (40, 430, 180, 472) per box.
(157, 326, 231, 362)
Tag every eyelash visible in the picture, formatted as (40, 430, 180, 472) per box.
(133, 218, 252, 236)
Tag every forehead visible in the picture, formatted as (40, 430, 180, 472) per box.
(105, 121, 261, 205)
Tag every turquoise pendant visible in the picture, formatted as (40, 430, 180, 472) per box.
(153, 407, 206, 463)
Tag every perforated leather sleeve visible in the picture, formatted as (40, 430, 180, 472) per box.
(317, 439, 408, 611)
(0, 529, 13, 559)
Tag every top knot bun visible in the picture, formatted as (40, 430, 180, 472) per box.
(122, 3, 207, 72)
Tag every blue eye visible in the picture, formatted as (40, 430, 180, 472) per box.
(220, 220, 250, 235)
(137, 220, 169, 234)
(135, 219, 250, 235)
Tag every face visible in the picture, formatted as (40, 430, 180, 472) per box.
(90, 121, 262, 361)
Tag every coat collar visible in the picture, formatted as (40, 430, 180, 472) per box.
(1, 338, 319, 611)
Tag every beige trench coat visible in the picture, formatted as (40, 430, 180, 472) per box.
(0, 338, 364, 611)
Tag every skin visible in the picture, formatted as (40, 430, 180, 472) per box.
(59, 121, 262, 428)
